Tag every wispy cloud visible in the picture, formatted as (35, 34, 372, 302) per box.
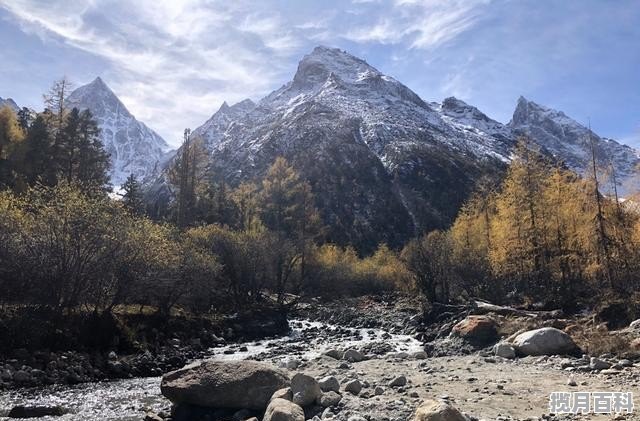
(0, 0, 315, 145)
(1, 0, 638, 149)
(344, 0, 490, 49)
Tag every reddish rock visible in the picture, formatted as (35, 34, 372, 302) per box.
(451, 315, 499, 346)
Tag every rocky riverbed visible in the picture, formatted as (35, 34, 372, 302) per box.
(3, 296, 640, 420)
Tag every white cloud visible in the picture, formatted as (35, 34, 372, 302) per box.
(343, 0, 490, 50)
(0, 0, 314, 146)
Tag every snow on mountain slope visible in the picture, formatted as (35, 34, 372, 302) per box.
(195, 46, 515, 168)
(154, 46, 638, 250)
(67, 77, 173, 187)
(176, 46, 511, 251)
(509, 96, 640, 196)
(192, 99, 256, 149)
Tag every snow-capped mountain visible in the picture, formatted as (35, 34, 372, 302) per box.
(153, 46, 638, 251)
(192, 99, 256, 150)
(0, 97, 19, 112)
(510, 96, 640, 195)
(177, 46, 514, 251)
(67, 77, 173, 187)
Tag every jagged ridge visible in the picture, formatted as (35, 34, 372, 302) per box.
(152, 46, 639, 251)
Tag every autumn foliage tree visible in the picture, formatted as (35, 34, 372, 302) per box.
(441, 138, 640, 307)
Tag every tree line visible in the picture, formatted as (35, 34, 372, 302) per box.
(0, 80, 410, 316)
(1, 78, 638, 317)
(0, 79, 110, 194)
(404, 139, 640, 309)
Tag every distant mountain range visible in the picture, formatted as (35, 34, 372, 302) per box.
(150, 46, 639, 251)
(2, 46, 638, 250)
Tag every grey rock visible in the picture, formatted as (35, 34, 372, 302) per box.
(590, 357, 611, 370)
(413, 399, 467, 421)
(412, 351, 428, 360)
(319, 391, 342, 407)
(389, 375, 407, 387)
(263, 398, 305, 421)
(512, 328, 580, 356)
(494, 342, 516, 359)
(318, 376, 340, 393)
(161, 360, 289, 410)
(322, 407, 335, 419)
(271, 387, 293, 402)
(144, 412, 164, 421)
(12, 370, 31, 383)
(343, 348, 366, 362)
(344, 379, 362, 395)
(279, 358, 301, 370)
(291, 373, 322, 407)
(324, 350, 344, 360)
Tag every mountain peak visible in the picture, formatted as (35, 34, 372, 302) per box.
(66, 78, 170, 187)
(511, 97, 573, 128)
(218, 101, 230, 113)
(89, 76, 108, 88)
(442, 96, 494, 123)
(68, 77, 124, 115)
(292, 45, 379, 88)
(215, 99, 255, 117)
(442, 96, 472, 110)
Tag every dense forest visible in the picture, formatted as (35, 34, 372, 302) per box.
(1, 79, 639, 325)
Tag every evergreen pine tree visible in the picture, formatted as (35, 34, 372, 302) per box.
(56, 107, 110, 192)
(23, 114, 55, 186)
(77, 109, 110, 189)
(121, 173, 144, 215)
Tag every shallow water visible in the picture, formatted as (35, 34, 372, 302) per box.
(0, 319, 422, 420)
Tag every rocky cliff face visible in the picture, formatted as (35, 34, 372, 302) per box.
(67, 77, 173, 188)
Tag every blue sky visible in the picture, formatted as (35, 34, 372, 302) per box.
(0, 0, 638, 149)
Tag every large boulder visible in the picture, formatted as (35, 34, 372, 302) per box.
(414, 399, 467, 421)
(263, 398, 305, 421)
(290, 373, 322, 407)
(450, 315, 498, 346)
(512, 327, 580, 356)
(161, 360, 289, 410)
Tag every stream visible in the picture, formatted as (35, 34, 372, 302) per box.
(0, 319, 423, 420)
